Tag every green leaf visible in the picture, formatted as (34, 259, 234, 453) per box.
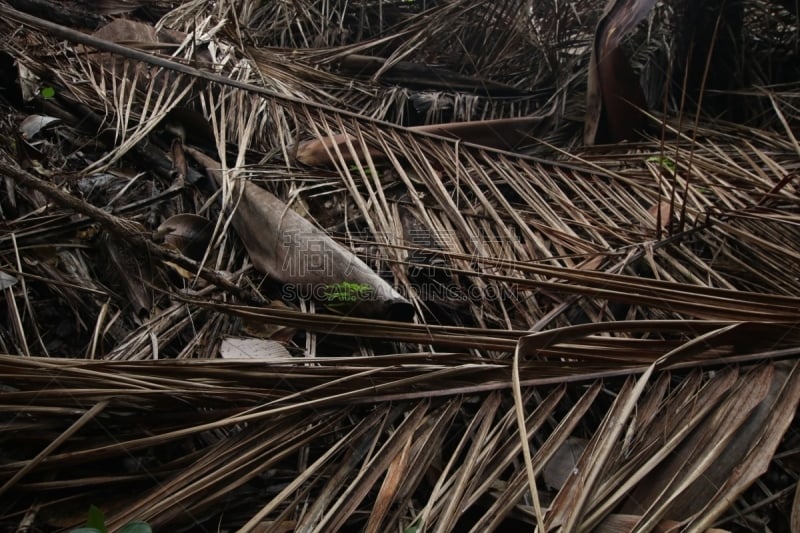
(86, 505, 107, 533)
(69, 529, 103, 533)
(119, 521, 153, 533)
(403, 518, 422, 533)
(40, 86, 56, 99)
(348, 164, 374, 177)
(646, 155, 675, 173)
(322, 281, 372, 306)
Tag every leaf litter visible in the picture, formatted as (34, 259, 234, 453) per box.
(0, 0, 798, 531)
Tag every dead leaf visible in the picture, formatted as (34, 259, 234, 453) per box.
(101, 231, 153, 316)
(19, 114, 60, 139)
(156, 214, 214, 262)
(187, 148, 414, 320)
(585, 0, 655, 144)
(0, 270, 18, 290)
(543, 437, 588, 490)
(648, 200, 673, 229)
(242, 302, 297, 341)
(219, 337, 291, 359)
(596, 513, 730, 532)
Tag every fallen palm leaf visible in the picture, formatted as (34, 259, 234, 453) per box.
(335, 53, 530, 96)
(188, 148, 413, 320)
(295, 114, 552, 167)
(585, 0, 655, 144)
(0, 0, 798, 531)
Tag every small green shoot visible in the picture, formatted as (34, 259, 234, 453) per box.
(322, 281, 372, 309)
(403, 517, 423, 533)
(69, 505, 151, 533)
(40, 86, 56, 99)
(646, 155, 676, 173)
(118, 522, 152, 533)
(71, 524, 151, 533)
(348, 164, 375, 177)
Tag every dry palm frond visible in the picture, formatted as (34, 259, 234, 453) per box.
(0, 0, 799, 531)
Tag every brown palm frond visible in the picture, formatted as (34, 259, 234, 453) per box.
(0, 0, 799, 531)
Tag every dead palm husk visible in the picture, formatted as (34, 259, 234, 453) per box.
(0, 0, 798, 531)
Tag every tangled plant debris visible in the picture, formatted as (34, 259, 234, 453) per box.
(0, 0, 799, 531)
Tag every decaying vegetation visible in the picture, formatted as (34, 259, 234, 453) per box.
(0, 0, 798, 531)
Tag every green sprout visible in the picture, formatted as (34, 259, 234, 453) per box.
(322, 281, 372, 309)
(646, 155, 676, 173)
(403, 517, 423, 533)
(348, 164, 376, 177)
(40, 86, 56, 99)
(69, 505, 151, 533)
